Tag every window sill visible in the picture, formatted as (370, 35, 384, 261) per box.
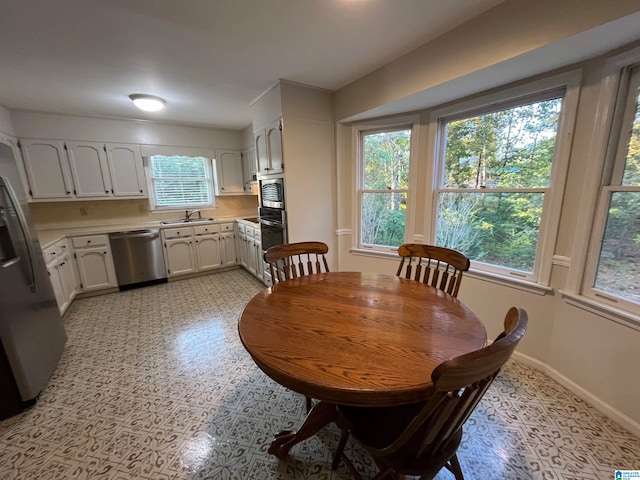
(349, 248, 400, 260)
(465, 269, 553, 296)
(349, 248, 553, 296)
(559, 290, 640, 332)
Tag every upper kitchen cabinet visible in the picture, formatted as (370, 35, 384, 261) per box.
(241, 147, 257, 194)
(254, 117, 283, 175)
(66, 141, 112, 198)
(20, 139, 74, 199)
(105, 144, 146, 197)
(214, 149, 244, 195)
(18, 138, 147, 202)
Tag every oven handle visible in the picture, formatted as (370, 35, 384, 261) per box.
(259, 219, 285, 228)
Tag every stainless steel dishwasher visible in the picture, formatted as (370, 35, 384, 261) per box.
(109, 229, 167, 289)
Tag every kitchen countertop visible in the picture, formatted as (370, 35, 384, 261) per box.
(37, 216, 260, 248)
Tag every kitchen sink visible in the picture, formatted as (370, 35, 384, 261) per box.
(161, 218, 215, 225)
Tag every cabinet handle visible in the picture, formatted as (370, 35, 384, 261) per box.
(87, 240, 91, 244)
(140, 189, 143, 193)
(66, 191, 71, 195)
(103, 251, 107, 255)
(105, 190, 109, 194)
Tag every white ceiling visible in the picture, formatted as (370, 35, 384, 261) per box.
(0, 0, 504, 130)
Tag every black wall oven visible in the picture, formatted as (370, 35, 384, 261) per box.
(259, 207, 287, 251)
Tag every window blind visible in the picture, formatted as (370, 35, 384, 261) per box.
(149, 155, 213, 207)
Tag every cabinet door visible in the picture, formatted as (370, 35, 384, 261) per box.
(266, 118, 283, 173)
(238, 234, 248, 267)
(254, 129, 269, 174)
(247, 238, 257, 275)
(105, 144, 146, 197)
(194, 234, 222, 271)
(253, 238, 263, 281)
(164, 238, 196, 277)
(59, 255, 79, 304)
(20, 139, 73, 199)
(47, 261, 66, 313)
(66, 141, 112, 198)
(219, 232, 237, 266)
(241, 148, 255, 194)
(215, 150, 244, 195)
(75, 246, 117, 291)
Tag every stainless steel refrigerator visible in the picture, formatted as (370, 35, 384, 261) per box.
(0, 141, 66, 419)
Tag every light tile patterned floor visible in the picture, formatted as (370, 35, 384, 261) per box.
(1, 269, 639, 479)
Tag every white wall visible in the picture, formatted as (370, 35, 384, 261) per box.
(0, 105, 15, 136)
(334, 30, 640, 433)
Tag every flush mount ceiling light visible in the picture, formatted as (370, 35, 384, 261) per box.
(129, 94, 166, 112)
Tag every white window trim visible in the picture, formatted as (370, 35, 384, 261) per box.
(575, 50, 640, 318)
(143, 155, 217, 212)
(426, 70, 582, 286)
(352, 115, 420, 253)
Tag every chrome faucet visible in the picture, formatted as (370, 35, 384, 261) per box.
(185, 209, 202, 221)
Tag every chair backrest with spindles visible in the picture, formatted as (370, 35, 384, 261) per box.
(264, 241, 329, 284)
(396, 243, 470, 298)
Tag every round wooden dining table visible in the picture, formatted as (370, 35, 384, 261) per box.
(238, 271, 486, 458)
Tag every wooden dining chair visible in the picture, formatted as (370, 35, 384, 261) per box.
(332, 307, 528, 480)
(264, 241, 329, 285)
(263, 241, 329, 412)
(396, 243, 470, 298)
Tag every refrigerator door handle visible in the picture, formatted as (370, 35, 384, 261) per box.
(0, 177, 37, 293)
(1, 256, 21, 268)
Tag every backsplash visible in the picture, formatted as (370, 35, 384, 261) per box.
(29, 196, 258, 231)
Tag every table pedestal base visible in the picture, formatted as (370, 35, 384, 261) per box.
(267, 401, 338, 459)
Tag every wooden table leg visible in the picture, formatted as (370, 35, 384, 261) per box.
(267, 401, 337, 459)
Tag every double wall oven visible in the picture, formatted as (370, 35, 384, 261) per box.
(258, 174, 287, 252)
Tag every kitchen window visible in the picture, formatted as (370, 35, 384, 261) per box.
(583, 64, 640, 314)
(429, 72, 580, 285)
(145, 155, 215, 210)
(356, 120, 416, 251)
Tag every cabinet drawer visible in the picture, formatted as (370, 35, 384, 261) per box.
(237, 223, 246, 234)
(43, 243, 60, 262)
(72, 234, 108, 248)
(245, 226, 255, 237)
(219, 222, 234, 232)
(163, 227, 194, 239)
(193, 224, 220, 236)
(254, 228, 262, 241)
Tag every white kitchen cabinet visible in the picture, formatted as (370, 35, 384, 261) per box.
(66, 141, 112, 198)
(254, 117, 283, 175)
(19, 138, 146, 201)
(105, 144, 146, 197)
(44, 238, 79, 314)
(163, 223, 236, 278)
(219, 231, 237, 266)
(265, 117, 284, 174)
(236, 221, 265, 283)
(72, 235, 117, 291)
(20, 139, 74, 199)
(165, 238, 197, 276)
(194, 234, 222, 271)
(163, 227, 196, 277)
(214, 149, 244, 195)
(241, 147, 257, 194)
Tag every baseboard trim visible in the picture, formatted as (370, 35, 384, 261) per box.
(512, 351, 640, 438)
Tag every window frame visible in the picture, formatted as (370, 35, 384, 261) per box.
(353, 115, 420, 253)
(581, 64, 640, 315)
(427, 71, 582, 286)
(144, 154, 217, 212)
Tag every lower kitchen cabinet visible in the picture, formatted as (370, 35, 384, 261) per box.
(162, 222, 237, 278)
(236, 221, 264, 283)
(72, 235, 118, 291)
(194, 234, 222, 271)
(45, 239, 79, 314)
